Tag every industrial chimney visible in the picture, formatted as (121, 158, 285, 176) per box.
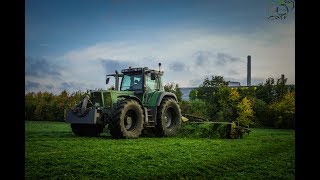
(247, 55, 251, 86)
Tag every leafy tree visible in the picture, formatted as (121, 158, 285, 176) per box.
(190, 99, 210, 119)
(197, 76, 228, 102)
(237, 86, 256, 100)
(25, 92, 37, 120)
(229, 88, 240, 102)
(256, 77, 276, 104)
(164, 82, 182, 101)
(192, 76, 243, 122)
(275, 75, 289, 101)
(228, 88, 241, 120)
(189, 89, 198, 101)
(252, 98, 269, 127)
(175, 84, 183, 102)
(236, 97, 254, 127)
(212, 85, 232, 121)
(33, 92, 54, 121)
(269, 91, 295, 129)
(179, 99, 210, 120)
(256, 76, 294, 104)
(202, 76, 227, 87)
(55, 90, 70, 121)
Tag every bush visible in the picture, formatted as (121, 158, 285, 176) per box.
(269, 91, 295, 129)
(180, 99, 210, 120)
(253, 98, 270, 127)
(179, 100, 192, 115)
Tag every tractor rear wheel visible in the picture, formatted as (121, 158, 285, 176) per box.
(71, 124, 103, 137)
(108, 99, 144, 139)
(155, 98, 181, 137)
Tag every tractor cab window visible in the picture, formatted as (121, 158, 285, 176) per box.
(145, 72, 158, 91)
(121, 74, 143, 91)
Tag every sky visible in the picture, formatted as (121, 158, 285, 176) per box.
(25, 0, 295, 94)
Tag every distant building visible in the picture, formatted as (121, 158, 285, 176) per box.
(227, 81, 241, 87)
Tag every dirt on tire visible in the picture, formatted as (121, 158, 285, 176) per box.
(108, 99, 144, 139)
(155, 98, 182, 137)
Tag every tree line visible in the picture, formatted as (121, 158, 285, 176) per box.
(177, 76, 295, 129)
(25, 90, 85, 122)
(25, 76, 295, 129)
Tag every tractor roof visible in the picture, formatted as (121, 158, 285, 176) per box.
(121, 67, 163, 75)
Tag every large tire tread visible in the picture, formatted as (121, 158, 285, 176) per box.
(155, 98, 182, 137)
(108, 99, 144, 139)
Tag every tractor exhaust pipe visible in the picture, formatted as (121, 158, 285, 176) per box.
(158, 63, 161, 72)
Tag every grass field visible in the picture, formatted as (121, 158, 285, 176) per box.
(25, 121, 295, 179)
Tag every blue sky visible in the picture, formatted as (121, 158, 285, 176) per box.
(25, 0, 295, 94)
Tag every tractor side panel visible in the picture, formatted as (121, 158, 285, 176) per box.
(65, 109, 99, 124)
(146, 91, 163, 107)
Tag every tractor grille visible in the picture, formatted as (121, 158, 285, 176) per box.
(103, 92, 112, 108)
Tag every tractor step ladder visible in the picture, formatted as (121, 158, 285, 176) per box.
(144, 108, 156, 127)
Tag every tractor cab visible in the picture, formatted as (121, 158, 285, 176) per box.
(106, 65, 164, 94)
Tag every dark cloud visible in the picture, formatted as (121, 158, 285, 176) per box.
(60, 82, 75, 90)
(168, 62, 187, 71)
(25, 56, 61, 78)
(25, 81, 40, 90)
(45, 84, 54, 89)
(100, 59, 136, 73)
(216, 52, 241, 66)
(193, 51, 241, 67)
(193, 51, 214, 66)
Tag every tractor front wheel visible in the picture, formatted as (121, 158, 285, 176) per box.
(108, 99, 144, 139)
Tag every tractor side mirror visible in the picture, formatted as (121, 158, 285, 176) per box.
(106, 77, 110, 84)
(151, 72, 156, 80)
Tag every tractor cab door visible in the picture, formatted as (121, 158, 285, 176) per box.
(143, 72, 158, 105)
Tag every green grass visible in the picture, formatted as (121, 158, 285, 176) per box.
(25, 121, 295, 179)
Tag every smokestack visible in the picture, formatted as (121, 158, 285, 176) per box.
(247, 55, 251, 86)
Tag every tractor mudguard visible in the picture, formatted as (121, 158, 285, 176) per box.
(156, 92, 178, 106)
(117, 95, 144, 107)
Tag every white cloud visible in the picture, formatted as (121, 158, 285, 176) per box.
(26, 20, 294, 93)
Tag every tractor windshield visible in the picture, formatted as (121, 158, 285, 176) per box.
(121, 74, 143, 91)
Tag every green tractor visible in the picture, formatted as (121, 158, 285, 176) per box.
(65, 63, 182, 139)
